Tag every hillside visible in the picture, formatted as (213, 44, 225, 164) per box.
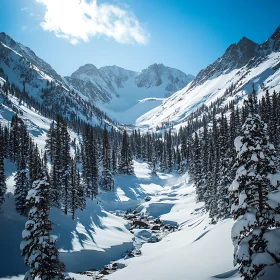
(0, 32, 116, 128)
(136, 26, 280, 130)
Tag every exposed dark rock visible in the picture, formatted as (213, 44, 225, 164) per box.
(151, 225, 161, 230)
(133, 220, 149, 229)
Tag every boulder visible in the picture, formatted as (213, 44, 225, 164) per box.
(133, 220, 149, 228)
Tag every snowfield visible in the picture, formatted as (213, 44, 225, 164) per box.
(1, 160, 280, 280)
(104, 170, 241, 280)
(101, 98, 165, 125)
(0, 160, 239, 280)
(0, 184, 133, 278)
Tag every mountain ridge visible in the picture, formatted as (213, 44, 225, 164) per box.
(0, 32, 117, 128)
(65, 62, 194, 123)
(136, 25, 280, 130)
(0, 32, 63, 83)
(0, 31, 194, 125)
(67, 62, 194, 100)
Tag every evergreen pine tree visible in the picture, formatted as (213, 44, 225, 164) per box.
(69, 158, 86, 219)
(51, 119, 62, 208)
(69, 159, 78, 220)
(167, 129, 173, 172)
(29, 144, 42, 184)
(20, 166, 65, 280)
(14, 151, 30, 215)
(151, 140, 157, 175)
(216, 113, 231, 220)
(81, 126, 99, 199)
(0, 134, 6, 209)
(112, 140, 119, 174)
(204, 137, 214, 211)
(100, 127, 114, 191)
(9, 115, 20, 163)
(45, 121, 56, 162)
(201, 117, 209, 195)
(229, 96, 280, 280)
(119, 130, 134, 174)
(180, 129, 187, 172)
(76, 169, 86, 212)
(192, 132, 203, 201)
(61, 119, 71, 214)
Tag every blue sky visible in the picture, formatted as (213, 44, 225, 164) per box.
(0, 0, 279, 76)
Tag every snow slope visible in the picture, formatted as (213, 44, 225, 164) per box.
(136, 27, 280, 130)
(0, 32, 116, 127)
(0, 161, 176, 278)
(0, 192, 133, 277)
(105, 172, 241, 280)
(103, 98, 165, 124)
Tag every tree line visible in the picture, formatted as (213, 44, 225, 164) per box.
(187, 88, 280, 279)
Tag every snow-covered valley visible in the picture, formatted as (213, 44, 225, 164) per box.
(1, 160, 241, 280)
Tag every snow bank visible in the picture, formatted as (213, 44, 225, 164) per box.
(0, 194, 133, 277)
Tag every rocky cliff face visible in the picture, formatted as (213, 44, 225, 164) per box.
(191, 26, 280, 89)
(191, 37, 259, 88)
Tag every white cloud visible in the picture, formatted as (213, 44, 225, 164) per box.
(36, 0, 149, 45)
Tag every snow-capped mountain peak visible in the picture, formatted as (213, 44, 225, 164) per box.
(0, 32, 63, 82)
(223, 36, 258, 67)
(67, 64, 138, 103)
(136, 26, 280, 130)
(135, 63, 194, 92)
(69, 63, 193, 95)
(191, 36, 259, 88)
(224, 36, 258, 61)
(259, 25, 280, 54)
(71, 63, 101, 78)
(65, 63, 194, 123)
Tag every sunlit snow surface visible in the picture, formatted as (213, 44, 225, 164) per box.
(136, 52, 280, 130)
(1, 161, 280, 279)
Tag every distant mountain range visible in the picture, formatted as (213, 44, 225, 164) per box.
(65, 63, 194, 123)
(0, 31, 194, 125)
(1, 26, 280, 130)
(137, 26, 280, 130)
(0, 31, 114, 128)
